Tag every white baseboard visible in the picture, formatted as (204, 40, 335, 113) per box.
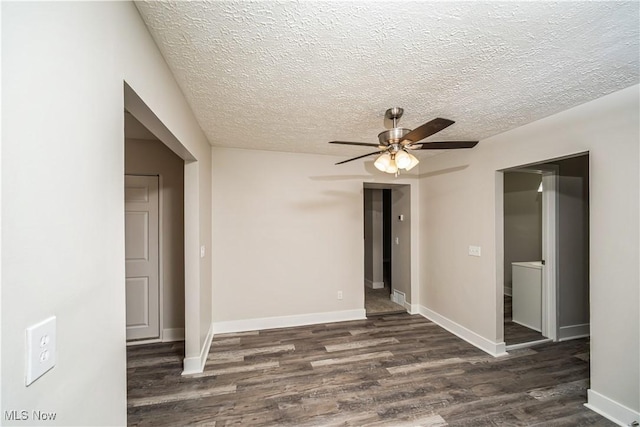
(126, 337, 161, 346)
(405, 302, 419, 315)
(365, 279, 385, 289)
(182, 323, 214, 375)
(558, 323, 590, 341)
(212, 309, 366, 335)
(585, 389, 640, 426)
(162, 327, 185, 342)
(391, 289, 406, 306)
(418, 305, 507, 357)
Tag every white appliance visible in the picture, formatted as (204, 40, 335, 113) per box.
(512, 261, 543, 332)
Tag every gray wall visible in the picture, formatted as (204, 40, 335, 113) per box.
(364, 189, 384, 287)
(391, 185, 412, 303)
(554, 155, 590, 334)
(125, 138, 185, 335)
(503, 172, 543, 294)
(418, 86, 638, 414)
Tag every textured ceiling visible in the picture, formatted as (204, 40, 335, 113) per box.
(135, 1, 639, 159)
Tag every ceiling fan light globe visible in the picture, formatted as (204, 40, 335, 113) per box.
(385, 160, 398, 174)
(374, 153, 391, 171)
(405, 153, 419, 171)
(395, 150, 412, 169)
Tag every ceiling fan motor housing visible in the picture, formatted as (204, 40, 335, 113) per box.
(378, 128, 411, 145)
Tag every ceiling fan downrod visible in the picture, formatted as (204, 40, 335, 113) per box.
(385, 107, 404, 128)
(378, 108, 412, 146)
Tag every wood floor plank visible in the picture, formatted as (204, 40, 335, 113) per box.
(310, 350, 395, 367)
(126, 355, 182, 368)
(127, 384, 237, 408)
(189, 361, 281, 378)
(207, 344, 295, 360)
(324, 337, 399, 352)
(349, 322, 439, 336)
(211, 337, 242, 346)
(386, 357, 467, 374)
(127, 313, 615, 426)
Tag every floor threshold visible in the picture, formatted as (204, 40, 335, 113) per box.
(506, 337, 553, 351)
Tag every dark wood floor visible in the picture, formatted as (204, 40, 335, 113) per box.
(504, 295, 546, 346)
(127, 314, 612, 426)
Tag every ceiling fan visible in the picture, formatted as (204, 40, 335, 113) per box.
(329, 108, 478, 175)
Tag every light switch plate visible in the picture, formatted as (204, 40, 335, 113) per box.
(468, 245, 482, 257)
(26, 316, 56, 386)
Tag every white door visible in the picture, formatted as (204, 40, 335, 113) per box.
(125, 175, 160, 341)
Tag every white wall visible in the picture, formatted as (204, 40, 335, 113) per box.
(125, 138, 185, 337)
(419, 85, 639, 420)
(211, 147, 420, 327)
(1, 2, 211, 425)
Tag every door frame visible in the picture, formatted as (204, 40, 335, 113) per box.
(363, 182, 413, 313)
(125, 82, 205, 375)
(499, 164, 559, 348)
(540, 167, 559, 340)
(125, 173, 164, 346)
(512, 165, 560, 340)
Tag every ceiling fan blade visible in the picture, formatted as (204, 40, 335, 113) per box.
(335, 150, 383, 165)
(411, 141, 479, 150)
(329, 141, 380, 147)
(401, 118, 455, 143)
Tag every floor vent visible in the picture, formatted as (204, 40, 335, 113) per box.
(392, 290, 406, 307)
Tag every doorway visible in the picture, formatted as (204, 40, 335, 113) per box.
(363, 183, 411, 316)
(124, 111, 186, 345)
(502, 154, 590, 349)
(124, 82, 204, 375)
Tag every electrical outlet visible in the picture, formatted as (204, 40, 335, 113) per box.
(26, 316, 56, 386)
(468, 245, 481, 257)
(337, 291, 343, 300)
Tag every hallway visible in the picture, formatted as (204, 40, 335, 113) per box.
(365, 286, 406, 317)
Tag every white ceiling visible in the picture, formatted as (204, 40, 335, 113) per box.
(135, 1, 639, 159)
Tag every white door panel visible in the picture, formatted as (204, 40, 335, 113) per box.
(125, 175, 160, 341)
(126, 277, 150, 328)
(125, 212, 149, 261)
